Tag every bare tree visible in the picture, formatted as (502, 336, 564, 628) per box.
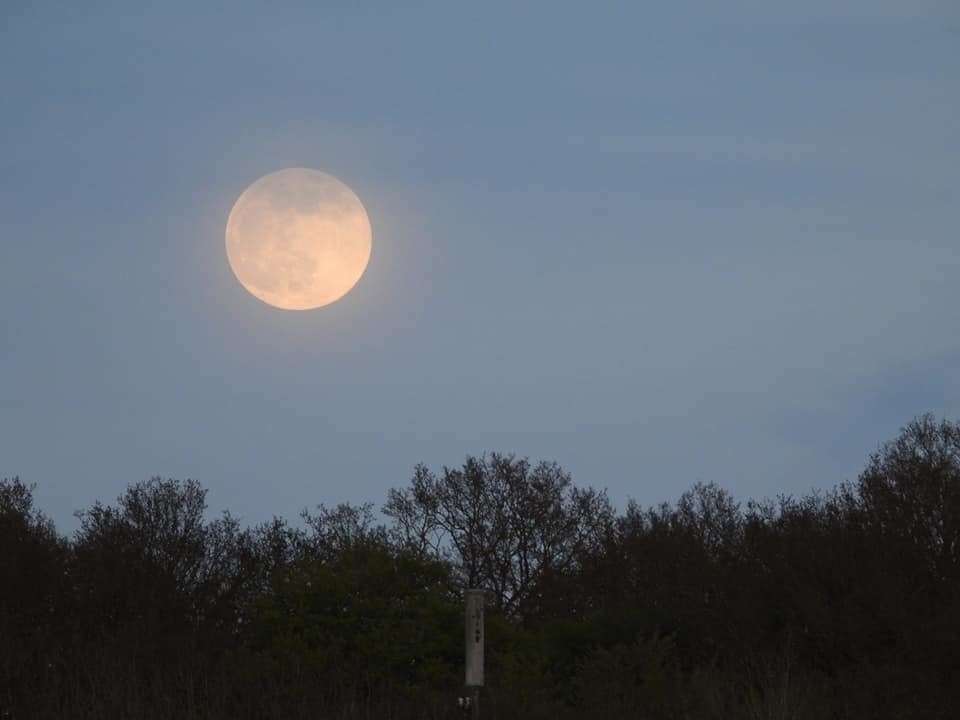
(301, 501, 389, 560)
(383, 454, 614, 617)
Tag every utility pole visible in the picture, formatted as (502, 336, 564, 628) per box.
(464, 589, 484, 720)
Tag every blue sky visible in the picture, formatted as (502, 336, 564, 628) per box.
(2, 1, 958, 531)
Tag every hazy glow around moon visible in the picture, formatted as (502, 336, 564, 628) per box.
(225, 168, 372, 310)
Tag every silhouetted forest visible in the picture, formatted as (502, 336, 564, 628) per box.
(2, 414, 958, 719)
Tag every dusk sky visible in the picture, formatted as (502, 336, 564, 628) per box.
(2, 1, 958, 531)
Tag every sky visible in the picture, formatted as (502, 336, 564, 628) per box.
(2, 1, 958, 532)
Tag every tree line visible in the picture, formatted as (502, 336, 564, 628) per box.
(2, 414, 958, 719)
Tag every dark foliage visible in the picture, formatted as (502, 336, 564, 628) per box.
(1, 414, 958, 719)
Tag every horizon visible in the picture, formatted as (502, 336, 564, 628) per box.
(4, 412, 945, 538)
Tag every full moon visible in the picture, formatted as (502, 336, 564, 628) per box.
(225, 168, 372, 310)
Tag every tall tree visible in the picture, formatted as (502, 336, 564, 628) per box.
(384, 454, 614, 617)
